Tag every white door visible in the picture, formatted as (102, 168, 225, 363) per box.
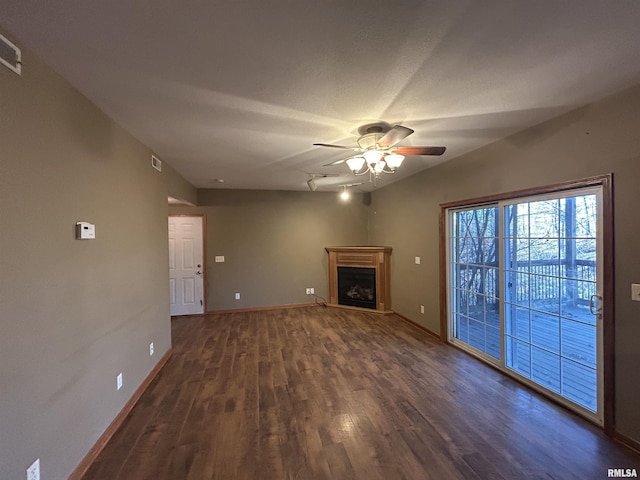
(168, 216, 204, 316)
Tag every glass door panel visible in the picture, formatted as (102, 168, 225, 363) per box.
(450, 206, 500, 360)
(503, 192, 600, 415)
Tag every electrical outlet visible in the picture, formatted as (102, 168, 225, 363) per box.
(26, 458, 40, 480)
(310, 288, 314, 294)
(149, 342, 154, 356)
(420, 305, 425, 314)
(415, 256, 421, 265)
(235, 292, 240, 300)
(306, 288, 311, 295)
(632, 283, 640, 301)
(117, 373, 123, 390)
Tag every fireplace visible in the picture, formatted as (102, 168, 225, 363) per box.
(325, 246, 392, 313)
(337, 267, 376, 309)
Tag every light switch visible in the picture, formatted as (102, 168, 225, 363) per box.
(632, 283, 640, 301)
(215, 255, 225, 263)
(415, 256, 421, 265)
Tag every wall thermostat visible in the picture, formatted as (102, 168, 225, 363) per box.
(76, 222, 96, 240)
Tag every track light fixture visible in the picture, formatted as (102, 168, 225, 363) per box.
(306, 176, 317, 191)
(337, 183, 363, 201)
(340, 185, 350, 201)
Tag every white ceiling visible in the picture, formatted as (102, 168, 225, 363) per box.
(3, 1, 640, 192)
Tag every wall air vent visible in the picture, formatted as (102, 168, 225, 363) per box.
(0, 33, 21, 75)
(151, 155, 162, 172)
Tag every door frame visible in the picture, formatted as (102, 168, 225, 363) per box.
(169, 213, 208, 315)
(439, 174, 614, 434)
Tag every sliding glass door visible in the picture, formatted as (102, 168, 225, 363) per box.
(448, 187, 603, 423)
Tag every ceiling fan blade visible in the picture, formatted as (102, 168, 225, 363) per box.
(313, 143, 357, 150)
(377, 125, 414, 148)
(323, 158, 348, 166)
(393, 146, 446, 156)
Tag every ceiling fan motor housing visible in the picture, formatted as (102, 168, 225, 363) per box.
(357, 121, 392, 136)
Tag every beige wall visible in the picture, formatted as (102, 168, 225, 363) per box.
(369, 85, 640, 444)
(170, 189, 370, 310)
(0, 35, 176, 479)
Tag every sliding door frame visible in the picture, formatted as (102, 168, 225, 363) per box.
(439, 174, 614, 434)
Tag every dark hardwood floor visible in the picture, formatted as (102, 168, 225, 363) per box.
(82, 306, 640, 479)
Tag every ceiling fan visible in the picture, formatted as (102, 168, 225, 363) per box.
(314, 122, 446, 179)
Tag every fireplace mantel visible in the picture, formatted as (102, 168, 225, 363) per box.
(325, 246, 392, 314)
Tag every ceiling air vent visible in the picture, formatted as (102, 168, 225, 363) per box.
(0, 33, 21, 75)
(151, 155, 162, 172)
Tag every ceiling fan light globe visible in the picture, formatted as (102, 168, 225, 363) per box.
(346, 156, 365, 173)
(363, 150, 383, 165)
(385, 154, 404, 169)
(374, 159, 386, 173)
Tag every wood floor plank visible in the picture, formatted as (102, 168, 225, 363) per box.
(81, 306, 640, 480)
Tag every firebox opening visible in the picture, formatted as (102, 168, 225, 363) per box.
(337, 266, 376, 309)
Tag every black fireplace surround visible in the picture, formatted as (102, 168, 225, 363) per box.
(337, 266, 376, 309)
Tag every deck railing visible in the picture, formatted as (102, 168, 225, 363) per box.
(455, 259, 596, 308)
(513, 259, 596, 306)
